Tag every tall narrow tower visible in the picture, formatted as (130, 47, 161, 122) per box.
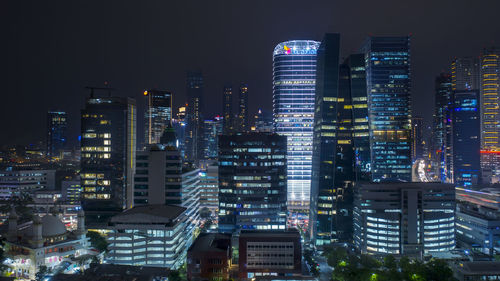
(362, 36, 412, 182)
(273, 40, 320, 214)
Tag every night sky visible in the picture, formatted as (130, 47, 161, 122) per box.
(2, 0, 500, 147)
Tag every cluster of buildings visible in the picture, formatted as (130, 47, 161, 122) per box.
(1, 32, 500, 281)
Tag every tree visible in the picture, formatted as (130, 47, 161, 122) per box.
(424, 259, 456, 281)
(87, 231, 108, 253)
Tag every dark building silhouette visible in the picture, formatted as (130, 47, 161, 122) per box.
(222, 85, 233, 134)
(46, 111, 67, 158)
(80, 92, 136, 226)
(186, 71, 204, 163)
(238, 83, 249, 132)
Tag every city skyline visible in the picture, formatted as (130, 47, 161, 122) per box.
(3, 0, 500, 146)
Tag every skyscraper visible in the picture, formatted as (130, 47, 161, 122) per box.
(433, 73, 453, 182)
(273, 40, 320, 213)
(361, 36, 412, 182)
(452, 90, 481, 186)
(222, 85, 233, 134)
(480, 48, 500, 183)
(238, 83, 249, 132)
(46, 111, 67, 158)
(144, 90, 172, 145)
(451, 57, 480, 91)
(202, 116, 223, 160)
(310, 33, 371, 246)
(80, 92, 136, 225)
(411, 116, 424, 161)
(186, 71, 204, 163)
(218, 133, 287, 233)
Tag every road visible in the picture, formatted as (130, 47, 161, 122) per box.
(316, 255, 333, 281)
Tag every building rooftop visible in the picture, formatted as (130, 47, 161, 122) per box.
(53, 264, 170, 281)
(110, 204, 186, 224)
(240, 229, 301, 237)
(188, 233, 231, 253)
(455, 261, 500, 275)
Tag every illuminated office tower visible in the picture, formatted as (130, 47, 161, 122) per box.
(222, 85, 233, 134)
(238, 83, 249, 132)
(273, 40, 320, 212)
(218, 133, 287, 233)
(452, 90, 481, 186)
(80, 91, 136, 225)
(144, 90, 172, 145)
(310, 33, 370, 246)
(202, 116, 223, 160)
(361, 36, 412, 182)
(186, 71, 204, 162)
(480, 48, 500, 183)
(46, 111, 67, 158)
(433, 73, 453, 182)
(411, 116, 424, 162)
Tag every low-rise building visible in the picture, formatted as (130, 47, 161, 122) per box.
(0, 169, 56, 200)
(453, 261, 500, 281)
(353, 182, 456, 257)
(3, 209, 88, 279)
(456, 186, 500, 254)
(238, 230, 302, 280)
(187, 233, 231, 281)
(106, 204, 191, 269)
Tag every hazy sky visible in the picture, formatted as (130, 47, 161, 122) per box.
(2, 0, 499, 146)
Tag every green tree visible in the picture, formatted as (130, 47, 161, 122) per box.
(87, 231, 108, 253)
(424, 259, 456, 281)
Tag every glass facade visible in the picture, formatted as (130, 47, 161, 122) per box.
(452, 91, 481, 186)
(362, 36, 412, 182)
(433, 73, 453, 182)
(273, 40, 320, 210)
(218, 133, 287, 233)
(202, 117, 223, 160)
(310, 33, 370, 246)
(144, 90, 172, 145)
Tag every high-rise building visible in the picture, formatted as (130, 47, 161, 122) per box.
(310, 33, 370, 246)
(452, 90, 481, 186)
(80, 93, 136, 225)
(252, 109, 273, 133)
(198, 164, 219, 216)
(452, 57, 480, 92)
(172, 105, 187, 159)
(238, 83, 249, 132)
(353, 182, 455, 257)
(273, 40, 321, 212)
(186, 71, 204, 163)
(202, 116, 223, 160)
(218, 133, 287, 233)
(0, 169, 56, 200)
(361, 36, 412, 182)
(411, 116, 424, 162)
(433, 73, 453, 182)
(479, 48, 500, 183)
(222, 85, 233, 134)
(46, 111, 67, 158)
(143, 90, 172, 145)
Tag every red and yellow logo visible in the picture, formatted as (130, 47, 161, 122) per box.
(284, 45, 291, 54)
